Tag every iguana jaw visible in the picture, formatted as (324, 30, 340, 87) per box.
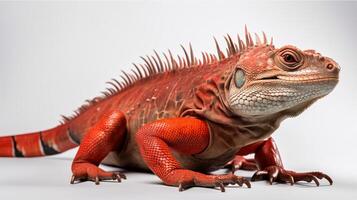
(228, 77, 338, 117)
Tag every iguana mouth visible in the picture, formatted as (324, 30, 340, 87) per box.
(276, 75, 338, 82)
(256, 74, 338, 83)
(259, 75, 279, 80)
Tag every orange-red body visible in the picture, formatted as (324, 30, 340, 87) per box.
(0, 29, 337, 191)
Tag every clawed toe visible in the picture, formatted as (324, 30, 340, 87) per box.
(215, 181, 225, 192)
(309, 172, 333, 185)
(116, 172, 127, 180)
(251, 166, 333, 186)
(177, 174, 251, 192)
(70, 172, 127, 185)
(70, 175, 76, 184)
(292, 171, 332, 186)
(113, 172, 126, 183)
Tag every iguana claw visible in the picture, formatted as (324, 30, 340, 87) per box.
(251, 165, 333, 186)
(70, 171, 126, 185)
(70, 163, 126, 185)
(175, 171, 251, 192)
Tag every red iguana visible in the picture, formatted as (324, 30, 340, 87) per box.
(0, 27, 339, 192)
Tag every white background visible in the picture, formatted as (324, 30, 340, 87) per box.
(0, 1, 356, 199)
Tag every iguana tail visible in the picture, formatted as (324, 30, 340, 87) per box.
(0, 124, 80, 157)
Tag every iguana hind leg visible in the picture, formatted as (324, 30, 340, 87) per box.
(135, 117, 250, 192)
(70, 110, 127, 185)
(246, 138, 333, 186)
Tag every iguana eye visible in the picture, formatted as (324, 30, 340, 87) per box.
(234, 69, 246, 88)
(283, 53, 297, 63)
(276, 48, 303, 70)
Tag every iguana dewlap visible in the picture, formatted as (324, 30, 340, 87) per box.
(0, 28, 339, 191)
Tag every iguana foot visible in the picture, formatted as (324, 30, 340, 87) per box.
(70, 163, 126, 185)
(166, 169, 251, 192)
(251, 165, 333, 186)
(225, 155, 257, 173)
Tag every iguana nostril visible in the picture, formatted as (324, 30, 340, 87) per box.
(326, 63, 334, 71)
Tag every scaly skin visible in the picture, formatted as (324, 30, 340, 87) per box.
(0, 28, 339, 191)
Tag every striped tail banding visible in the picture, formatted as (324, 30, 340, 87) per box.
(0, 125, 80, 157)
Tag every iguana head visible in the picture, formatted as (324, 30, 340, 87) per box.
(228, 40, 339, 118)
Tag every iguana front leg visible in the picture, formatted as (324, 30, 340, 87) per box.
(136, 117, 250, 192)
(70, 111, 127, 184)
(245, 138, 333, 186)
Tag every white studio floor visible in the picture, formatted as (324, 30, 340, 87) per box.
(1, 151, 356, 200)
